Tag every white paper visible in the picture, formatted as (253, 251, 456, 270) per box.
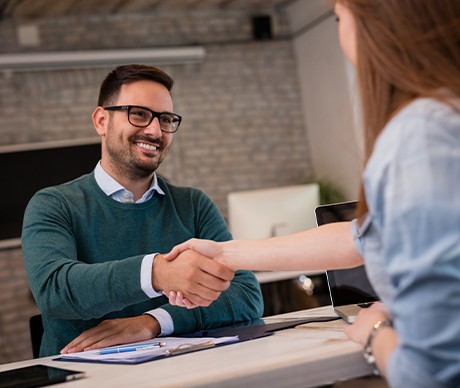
(58, 336, 239, 364)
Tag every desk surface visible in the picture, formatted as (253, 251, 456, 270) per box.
(0, 306, 373, 388)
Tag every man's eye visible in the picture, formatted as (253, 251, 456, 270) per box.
(133, 110, 148, 118)
(160, 115, 173, 124)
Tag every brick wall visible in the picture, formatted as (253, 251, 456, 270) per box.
(0, 248, 40, 363)
(0, 6, 313, 363)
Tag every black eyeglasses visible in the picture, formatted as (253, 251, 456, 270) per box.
(104, 105, 182, 133)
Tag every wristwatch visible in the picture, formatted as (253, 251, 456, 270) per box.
(363, 319, 393, 375)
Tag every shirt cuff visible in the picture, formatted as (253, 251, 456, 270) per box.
(141, 253, 163, 298)
(145, 308, 174, 336)
(351, 217, 366, 257)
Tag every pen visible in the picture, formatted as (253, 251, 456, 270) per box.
(99, 341, 166, 355)
(165, 341, 215, 356)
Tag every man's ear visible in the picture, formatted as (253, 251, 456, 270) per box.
(92, 106, 108, 136)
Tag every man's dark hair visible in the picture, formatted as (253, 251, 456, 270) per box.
(97, 64, 174, 107)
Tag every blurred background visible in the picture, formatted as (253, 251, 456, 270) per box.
(0, 0, 362, 363)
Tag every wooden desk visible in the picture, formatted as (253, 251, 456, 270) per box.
(0, 306, 375, 388)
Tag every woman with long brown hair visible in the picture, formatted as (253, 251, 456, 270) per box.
(166, 1, 460, 386)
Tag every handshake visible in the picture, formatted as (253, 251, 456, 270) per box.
(154, 239, 239, 310)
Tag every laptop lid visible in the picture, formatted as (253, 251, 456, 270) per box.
(315, 201, 379, 310)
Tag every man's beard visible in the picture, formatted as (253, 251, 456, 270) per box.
(105, 131, 169, 180)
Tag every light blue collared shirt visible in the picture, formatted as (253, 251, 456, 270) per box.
(94, 162, 174, 336)
(353, 97, 460, 387)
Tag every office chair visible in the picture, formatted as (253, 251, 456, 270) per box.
(29, 314, 43, 359)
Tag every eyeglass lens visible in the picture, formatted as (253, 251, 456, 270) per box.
(128, 106, 178, 132)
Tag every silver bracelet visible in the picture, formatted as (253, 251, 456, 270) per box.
(363, 319, 393, 376)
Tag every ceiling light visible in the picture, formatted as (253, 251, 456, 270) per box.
(0, 46, 206, 71)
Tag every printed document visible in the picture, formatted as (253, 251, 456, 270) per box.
(58, 336, 238, 364)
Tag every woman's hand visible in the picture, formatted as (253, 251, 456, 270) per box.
(164, 238, 232, 268)
(164, 290, 198, 309)
(344, 302, 390, 345)
(345, 302, 396, 377)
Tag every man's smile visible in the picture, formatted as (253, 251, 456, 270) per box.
(136, 141, 159, 152)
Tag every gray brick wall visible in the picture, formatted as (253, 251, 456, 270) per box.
(0, 6, 313, 363)
(0, 248, 40, 363)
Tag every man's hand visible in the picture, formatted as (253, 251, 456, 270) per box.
(152, 250, 234, 307)
(60, 315, 160, 354)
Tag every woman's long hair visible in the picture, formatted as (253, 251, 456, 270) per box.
(338, 0, 460, 215)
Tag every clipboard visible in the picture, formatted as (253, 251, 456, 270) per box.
(55, 336, 238, 365)
(55, 316, 338, 365)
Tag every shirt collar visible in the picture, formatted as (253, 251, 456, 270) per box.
(94, 161, 165, 203)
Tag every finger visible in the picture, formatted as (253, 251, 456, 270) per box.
(185, 284, 223, 306)
(174, 259, 230, 296)
(168, 290, 191, 308)
(61, 328, 101, 353)
(179, 266, 232, 301)
(163, 241, 192, 261)
(370, 301, 388, 314)
(83, 334, 127, 351)
(175, 291, 197, 308)
(174, 291, 186, 307)
(62, 319, 128, 353)
(182, 297, 198, 309)
(63, 316, 159, 354)
(194, 269, 232, 293)
(198, 277, 231, 294)
(179, 286, 219, 306)
(66, 330, 119, 353)
(79, 320, 153, 352)
(168, 290, 178, 305)
(198, 259, 234, 282)
(183, 271, 225, 297)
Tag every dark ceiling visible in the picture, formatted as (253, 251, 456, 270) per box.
(0, 0, 295, 20)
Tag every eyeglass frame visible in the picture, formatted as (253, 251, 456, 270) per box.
(104, 105, 182, 133)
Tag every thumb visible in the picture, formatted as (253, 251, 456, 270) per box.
(163, 240, 193, 261)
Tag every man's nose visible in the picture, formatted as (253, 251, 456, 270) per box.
(143, 117, 162, 137)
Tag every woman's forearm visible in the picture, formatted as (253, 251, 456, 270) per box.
(223, 221, 363, 271)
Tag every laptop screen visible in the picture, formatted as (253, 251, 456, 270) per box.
(315, 201, 379, 306)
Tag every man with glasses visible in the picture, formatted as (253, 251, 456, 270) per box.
(22, 64, 263, 357)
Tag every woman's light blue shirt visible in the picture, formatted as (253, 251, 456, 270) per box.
(353, 97, 460, 387)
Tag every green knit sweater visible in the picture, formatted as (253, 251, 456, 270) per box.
(22, 173, 263, 357)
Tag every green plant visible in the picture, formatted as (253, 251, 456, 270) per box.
(317, 179, 345, 205)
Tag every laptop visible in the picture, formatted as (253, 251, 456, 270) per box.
(315, 201, 379, 323)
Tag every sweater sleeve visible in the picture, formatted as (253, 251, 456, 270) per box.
(22, 189, 149, 320)
(160, 190, 264, 333)
(162, 270, 263, 334)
